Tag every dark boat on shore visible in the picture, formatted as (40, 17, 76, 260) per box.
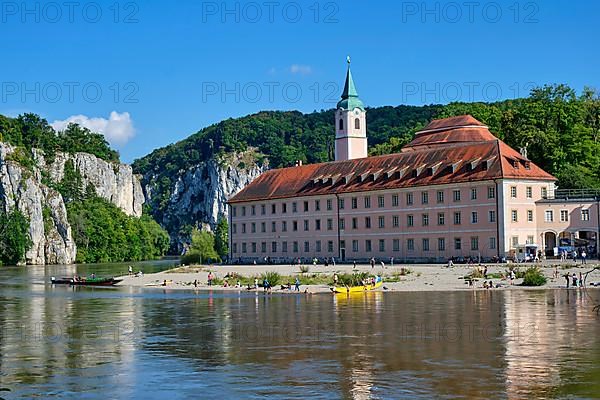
(51, 277, 123, 286)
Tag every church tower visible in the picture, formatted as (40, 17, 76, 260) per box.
(335, 57, 367, 161)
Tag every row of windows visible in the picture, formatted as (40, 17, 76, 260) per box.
(339, 117, 361, 130)
(233, 236, 495, 254)
(232, 187, 499, 217)
(543, 209, 591, 223)
(510, 186, 547, 199)
(232, 211, 497, 234)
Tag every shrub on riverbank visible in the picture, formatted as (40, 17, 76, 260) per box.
(521, 267, 548, 286)
(260, 271, 281, 286)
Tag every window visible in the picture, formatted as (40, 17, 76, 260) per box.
(365, 240, 372, 252)
(489, 237, 496, 250)
(315, 219, 321, 231)
(352, 240, 359, 252)
(339, 218, 346, 230)
(407, 239, 415, 251)
(282, 242, 288, 253)
(438, 238, 446, 251)
(489, 210, 496, 223)
(315, 200, 320, 211)
(422, 238, 430, 251)
(379, 239, 385, 252)
(272, 242, 278, 253)
(232, 207, 237, 217)
(304, 220, 309, 231)
(251, 205, 256, 215)
(232, 224, 237, 234)
(393, 215, 399, 228)
(471, 188, 477, 200)
(282, 203, 287, 214)
(233, 243, 237, 253)
(341, 240, 346, 253)
(407, 215, 414, 227)
(365, 217, 371, 229)
(293, 242, 299, 253)
(327, 241, 334, 253)
(242, 223, 246, 233)
(378, 195, 385, 208)
(259, 204, 265, 215)
(339, 118, 344, 130)
(338, 198, 345, 209)
(471, 237, 479, 251)
(422, 214, 429, 226)
(251, 223, 256, 233)
(252, 242, 257, 253)
(261, 222, 266, 233)
(262, 242, 267, 253)
(406, 193, 414, 205)
(511, 210, 518, 222)
(241, 206, 246, 217)
(454, 238, 462, 250)
(327, 219, 333, 230)
(453, 190, 461, 202)
(437, 191, 444, 203)
(351, 197, 358, 209)
(511, 236, 519, 247)
(393, 239, 400, 252)
(292, 202, 297, 213)
(545, 210, 554, 222)
(378, 216, 385, 228)
(327, 199, 332, 211)
(352, 217, 358, 229)
(272, 221, 276, 232)
(364, 196, 371, 209)
(526, 186, 532, 199)
(242, 243, 247, 253)
(355, 118, 360, 129)
(271, 204, 276, 214)
(560, 210, 568, 222)
(510, 186, 517, 198)
(454, 212, 461, 225)
(582, 209, 590, 221)
(421, 191, 429, 204)
(488, 187, 496, 199)
(541, 187, 548, 198)
(303, 201, 309, 212)
(471, 212, 478, 224)
(293, 221, 298, 231)
(392, 194, 399, 207)
(304, 241, 309, 253)
(527, 210, 533, 222)
(526, 236, 534, 245)
(438, 213, 445, 225)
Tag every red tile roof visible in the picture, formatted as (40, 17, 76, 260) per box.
(228, 115, 556, 203)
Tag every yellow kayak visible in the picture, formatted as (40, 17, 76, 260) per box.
(331, 279, 383, 294)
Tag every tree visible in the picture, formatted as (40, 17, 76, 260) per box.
(181, 228, 220, 264)
(0, 209, 32, 265)
(214, 217, 229, 259)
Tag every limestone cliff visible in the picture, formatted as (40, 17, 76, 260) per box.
(0, 142, 145, 265)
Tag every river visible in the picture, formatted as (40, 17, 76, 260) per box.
(1, 260, 599, 399)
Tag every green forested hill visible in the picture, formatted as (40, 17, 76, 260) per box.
(134, 84, 600, 194)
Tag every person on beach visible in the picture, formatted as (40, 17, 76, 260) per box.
(572, 273, 578, 288)
(332, 257, 336, 266)
(254, 278, 259, 290)
(207, 272, 213, 286)
(581, 250, 587, 264)
(447, 259, 454, 268)
(510, 270, 515, 285)
(333, 273, 339, 285)
(390, 257, 394, 267)
(295, 277, 300, 291)
(353, 260, 357, 268)
(579, 272, 584, 287)
(194, 279, 197, 288)
(483, 266, 488, 279)
(554, 265, 559, 279)
(380, 260, 385, 269)
(128, 265, 133, 276)
(263, 278, 269, 293)
(370, 258, 375, 269)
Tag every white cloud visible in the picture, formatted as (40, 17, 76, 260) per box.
(289, 64, 313, 76)
(51, 111, 135, 146)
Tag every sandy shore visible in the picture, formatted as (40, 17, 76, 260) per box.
(116, 262, 600, 294)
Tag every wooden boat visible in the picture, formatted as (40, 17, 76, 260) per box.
(331, 277, 383, 294)
(51, 277, 122, 286)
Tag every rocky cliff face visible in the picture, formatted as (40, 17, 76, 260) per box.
(0, 143, 145, 265)
(143, 152, 266, 250)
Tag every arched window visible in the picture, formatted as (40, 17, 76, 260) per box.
(339, 119, 344, 130)
(355, 118, 361, 130)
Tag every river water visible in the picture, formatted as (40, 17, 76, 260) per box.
(0, 260, 599, 399)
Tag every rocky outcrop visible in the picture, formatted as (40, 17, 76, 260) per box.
(0, 142, 145, 265)
(143, 151, 266, 250)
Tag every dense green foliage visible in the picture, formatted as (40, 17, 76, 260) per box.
(0, 113, 119, 162)
(521, 266, 548, 286)
(214, 217, 229, 259)
(67, 196, 170, 263)
(0, 209, 32, 265)
(181, 228, 220, 264)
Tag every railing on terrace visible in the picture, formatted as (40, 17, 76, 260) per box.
(544, 188, 600, 200)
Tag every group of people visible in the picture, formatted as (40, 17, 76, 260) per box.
(566, 272, 585, 288)
(559, 249, 589, 264)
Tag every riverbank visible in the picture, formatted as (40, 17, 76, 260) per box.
(116, 262, 600, 293)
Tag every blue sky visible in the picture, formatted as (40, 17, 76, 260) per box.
(1, 0, 598, 162)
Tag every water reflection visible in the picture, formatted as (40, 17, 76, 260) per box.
(0, 263, 599, 399)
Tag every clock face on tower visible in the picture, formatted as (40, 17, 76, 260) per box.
(354, 110, 360, 116)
